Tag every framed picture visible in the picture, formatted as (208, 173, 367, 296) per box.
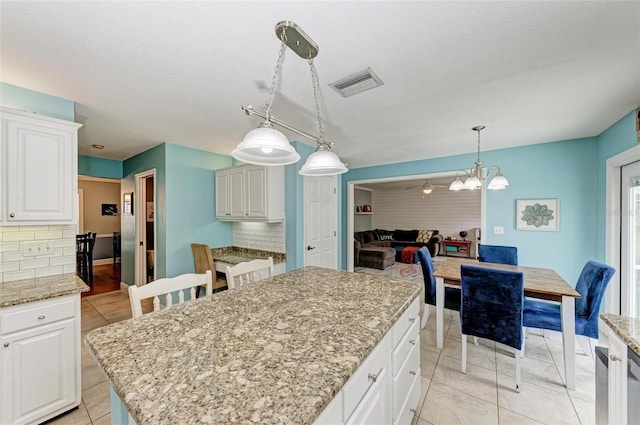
(146, 202, 154, 222)
(101, 203, 118, 216)
(516, 199, 559, 231)
(123, 192, 134, 215)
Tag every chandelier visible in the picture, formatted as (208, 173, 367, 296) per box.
(449, 125, 509, 191)
(233, 21, 348, 176)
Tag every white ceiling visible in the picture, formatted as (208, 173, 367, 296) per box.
(1, 1, 639, 169)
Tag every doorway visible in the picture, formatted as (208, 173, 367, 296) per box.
(134, 170, 156, 286)
(303, 176, 338, 268)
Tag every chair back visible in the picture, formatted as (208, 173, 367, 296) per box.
(225, 258, 274, 289)
(478, 244, 518, 265)
(416, 247, 437, 305)
(460, 265, 524, 350)
(191, 243, 225, 290)
(128, 271, 213, 318)
(574, 260, 615, 320)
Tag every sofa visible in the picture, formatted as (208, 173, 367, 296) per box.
(354, 229, 443, 269)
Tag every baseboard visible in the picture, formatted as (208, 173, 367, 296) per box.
(120, 282, 129, 291)
(93, 258, 120, 266)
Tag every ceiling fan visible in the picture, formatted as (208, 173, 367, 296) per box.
(406, 179, 447, 195)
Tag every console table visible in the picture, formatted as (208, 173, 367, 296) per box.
(443, 239, 472, 258)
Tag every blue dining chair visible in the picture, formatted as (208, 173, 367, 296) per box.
(523, 260, 615, 354)
(460, 264, 525, 392)
(416, 247, 461, 329)
(478, 244, 518, 265)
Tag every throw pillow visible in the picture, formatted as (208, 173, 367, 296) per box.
(375, 229, 394, 241)
(417, 230, 433, 243)
(379, 234, 393, 241)
(393, 229, 419, 242)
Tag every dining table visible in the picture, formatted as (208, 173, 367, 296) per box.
(432, 257, 581, 390)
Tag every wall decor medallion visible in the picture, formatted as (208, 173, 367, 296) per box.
(516, 199, 559, 231)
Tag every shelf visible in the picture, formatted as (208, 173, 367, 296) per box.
(355, 212, 374, 215)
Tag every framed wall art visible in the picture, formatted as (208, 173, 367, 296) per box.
(516, 199, 559, 231)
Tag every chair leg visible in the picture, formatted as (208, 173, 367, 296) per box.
(520, 333, 526, 358)
(473, 336, 479, 345)
(461, 334, 467, 374)
(577, 335, 591, 356)
(515, 348, 521, 392)
(421, 303, 431, 329)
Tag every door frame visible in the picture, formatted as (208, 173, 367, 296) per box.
(346, 170, 486, 271)
(605, 144, 640, 314)
(134, 169, 156, 286)
(303, 175, 338, 268)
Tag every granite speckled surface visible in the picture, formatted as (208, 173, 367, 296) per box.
(211, 246, 286, 265)
(0, 273, 89, 308)
(600, 313, 640, 356)
(86, 266, 420, 425)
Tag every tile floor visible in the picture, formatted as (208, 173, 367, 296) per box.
(49, 289, 598, 425)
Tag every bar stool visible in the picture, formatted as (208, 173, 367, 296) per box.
(76, 232, 96, 283)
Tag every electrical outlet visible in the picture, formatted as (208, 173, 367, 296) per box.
(493, 226, 504, 235)
(22, 241, 54, 256)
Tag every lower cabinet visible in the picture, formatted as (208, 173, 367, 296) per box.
(314, 297, 421, 425)
(607, 328, 628, 425)
(0, 295, 81, 425)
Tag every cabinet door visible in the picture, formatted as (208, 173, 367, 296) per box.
(215, 170, 230, 217)
(229, 167, 245, 217)
(5, 118, 76, 222)
(245, 166, 267, 218)
(608, 331, 628, 425)
(345, 367, 390, 425)
(1, 318, 77, 425)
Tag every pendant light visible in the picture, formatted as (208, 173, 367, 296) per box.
(236, 21, 348, 176)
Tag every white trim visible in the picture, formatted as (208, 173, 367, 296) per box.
(78, 175, 120, 184)
(346, 170, 486, 271)
(134, 169, 156, 286)
(605, 144, 640, 315)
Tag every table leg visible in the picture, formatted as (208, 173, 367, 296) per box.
(436, 276, 445, 348)
(561, 295, 576, 390)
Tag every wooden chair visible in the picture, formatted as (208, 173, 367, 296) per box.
(191, 243, 227, 291)
(128, 271, 213, 318)
(224, 258, 274, 289)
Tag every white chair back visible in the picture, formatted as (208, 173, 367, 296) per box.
(128, 270, 213, 318)
(224, 257, 274, 289)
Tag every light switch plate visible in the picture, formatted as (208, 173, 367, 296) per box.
(493, 226, 504, 235)
(23, 241, 54, 256)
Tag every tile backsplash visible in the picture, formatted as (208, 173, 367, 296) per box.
(233, 222, 285, 253)
(0, 225, 76, 283)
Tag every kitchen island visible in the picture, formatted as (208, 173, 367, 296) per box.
(85, 267, 421, 425)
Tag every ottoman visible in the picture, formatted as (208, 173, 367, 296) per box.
(358, 246, 396, 270)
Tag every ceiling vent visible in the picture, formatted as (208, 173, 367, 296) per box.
(329, 67, 384, 98)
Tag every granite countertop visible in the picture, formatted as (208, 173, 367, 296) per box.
(211, 246, 286, 265)
(85, 266, 420, 425)
(600, 313, 640, 356)
(0, 273, 89, 308)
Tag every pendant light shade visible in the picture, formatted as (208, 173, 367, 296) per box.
(487, 172, 509, 190)
(463, 175, 482, 190)
(232, 124, 300, 166)
(299, 148, 348, 176)
(449, 177, 465, 191)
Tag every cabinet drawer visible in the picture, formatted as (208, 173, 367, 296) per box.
(1, 296, 76, 334)
(394, 371, 421, 425)
(342, 335, 389, 421)
(392, 320, 419, 376)
(391, 298, 419, 349)
(393, 343, 420, 420)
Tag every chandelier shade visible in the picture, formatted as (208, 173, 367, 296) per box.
(299, 147, 348, 176)
(232, 125, 301, 166)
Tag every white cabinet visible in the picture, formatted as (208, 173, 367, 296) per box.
(608, 329, 628, 425)
(0, 107, 81, 226)
(0, 294, 81, 425)
(215, 164, 284, 222)
(313, 297, 421, 425)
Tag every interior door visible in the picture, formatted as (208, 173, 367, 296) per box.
(621, 160, 640, 318)
(304, 176, 337, 268)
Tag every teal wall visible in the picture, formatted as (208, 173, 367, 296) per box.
(164, 144, 233, 276)
(78, 155, 123, 179)
(0, 82, 74, 121)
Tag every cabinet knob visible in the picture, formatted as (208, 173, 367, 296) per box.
(367, 373, 378, 383)
(610, 354, 622, 362)
(409, 339, 416, 345)
(9, 213, 15, 218)
(38, 315, 45, 320)
(3, 342, 8, 348)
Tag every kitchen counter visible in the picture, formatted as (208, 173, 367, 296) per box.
(0, 273, 89, 308)
(211, 246, 286, 265)
(85, 266, 420, 425)
(600, 313, 640, 356)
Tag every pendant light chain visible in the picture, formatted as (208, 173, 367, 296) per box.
(308, 59, 326, 147)
(263, 41, 287, 122)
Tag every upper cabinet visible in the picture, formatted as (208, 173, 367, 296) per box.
(215, 164, 285, 222)
(0, 107, 81, 226)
